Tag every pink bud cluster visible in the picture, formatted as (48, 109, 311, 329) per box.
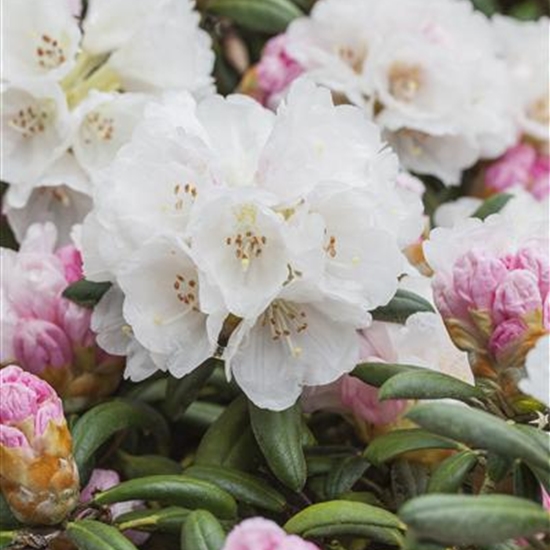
(485, 143, 550, 200)
(433, 244, 549, 370)
(223, 517, 319, 550)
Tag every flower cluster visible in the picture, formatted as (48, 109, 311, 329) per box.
(251, 0, 549, 185)
(1, 223, 123, 407)
(82, 79, 424, 410)
(1, 0, 214, 243)
(0, 366, 79, 525)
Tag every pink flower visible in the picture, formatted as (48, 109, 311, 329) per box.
(56, 245, 84, 284)
(256, 35, 303, 108)
(223, 518, 319, 550)
(492, 270, 543, 324)
(485, 143, 550, 200)
(488, 318, 528, 360)
(0, 366, 79, 525)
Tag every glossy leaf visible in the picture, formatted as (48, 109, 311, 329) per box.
(249, 401, 307, 492)
(351, 362, 422, 388)
(371, 289, 434, 324)
(472, 193, 513, 220)
(181, 510, 226, 550)
(117, 451, 182, 478)
(62, 279, 111, 309)
(399, 494, 550, 545)
(115, 507, 191, 535)
(427, 450, 478, 493)
(66, 520, 139, 550)
(325, 456, 370, 499)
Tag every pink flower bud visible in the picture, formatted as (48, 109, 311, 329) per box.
(453, 250, 508, 310)
(55, 245, 84, 284)
(492, 270, 542, 325)
(0, 366, 79, 525)
(530, 155, 550, 200)
(514, 246, 549, 300)
(223, 518, 319, 550)
(13, 319, 73, 374)
(56, 299, 94, 348)
(489, 318, 528, 359)
(485, 143, 535, 193)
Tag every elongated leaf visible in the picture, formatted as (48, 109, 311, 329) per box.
(470, 0, 499, 15)
(364, 429, 462, 465)
(185, 465, 285, 513)
(66, 520, 138, 550)
(513, 462, 542, 502)
(180, 401, 224, 429)
(165, 359, 218, 419)
(116, 507, 191, 534)
(285, 501, 405, 541)
(427, 450, 478, 493)
(118, 451, 182, 478)
(62, 279, 111, 308)
(399, 494, 550, 545)
(372, 289, 434, 324)
(72, 399, 170, 476)
(379, 370, 483, 403)
(0, 494, 21, 530)
(207, 0, 302, 33)
(249, 401, 307, 492)
(182, 510, 226, 550)
(472, 193, 513, 220)
(94, 476, 237, 519)
(351, 362, 422, 388)
(407, 403, 550, 472)
(325, 456, 370, 499)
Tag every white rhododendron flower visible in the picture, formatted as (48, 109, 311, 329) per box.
(1, 0, 214, 243)
(519, 334, 550, 407)
(81, 79, 424, 409)
(271, 0, 517, 184)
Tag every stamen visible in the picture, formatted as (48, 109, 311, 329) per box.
(262, 301, 308, 357)
(388, 62, 423, 102)
(82, 111, 114, 144)
(36, 34, 66, 70)
(9, 101, 53, 138)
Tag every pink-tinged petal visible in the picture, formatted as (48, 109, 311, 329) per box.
(432, 274, 470, 321)
(492, 270, 542, 324)
(80, 469, 121, 503)
(514, 246, 549, 300)
(278, 536, 320, 550)
(485, 143, 536, 193)
(223, 517, 286, 550)
(542, 487, 550, 511)
(13, 319, 73, 374)
(0, 382, 37, 424)
(530, 155, 550, 200)
(34, 400, 65, 437)
(0, 424, 31, 449)
(56, 299, 94, 347)
(488, 318, 528, 359)
(55, 245, 84, 284)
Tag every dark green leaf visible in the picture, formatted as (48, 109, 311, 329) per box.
(93, 476, 237, 519)
(325, 456, 370, 499)
(249, 401, 307, 492)
(62, 279, 111, 308)
(372, 289, 434, 324)
(66, 520, 139, 550)
(185, 465, 286, 513)
(509, 1, 542, 20)
(351, 362, 422, 388)
(379, 370, 484, 403)
(406, 403, 550, 472)
(72, 399, 170, 477)
(207, 0, 302, 34)
(427, 450, 478, 493)
(115, 507, 191, 535)
(364, 429, 463, 465)
(181, 510, 225, 550)
(470, 0, 499, 15)
(118, 451, 182, 478)
(165, 360, 218, 419)
(513, 462, 542, 503)
(180, 401, 224, 429)
(472, 193, 513, 221)
(399, 494, 550, 545)
(0, 494, 21, 530)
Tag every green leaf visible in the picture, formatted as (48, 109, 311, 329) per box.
(284, 500, 405, 543)
(249, 401, 307, 492)
(180, 401, 224, 429)
(115, 507, 191, 535)
(93, 475, 237, 519)
(72, 399, 170, 477)
(351, 362, 422, 387)
(0, 494, 21, 530)
(427, 450, 478, 493)
(379, 370, 484, 403)
(62, 279, 111, 308)
(364, 429, 462, 465)
(117, 451, 182, 478)
(472, 193, 513, 221)
(185, 465, 286, 513)
(165, 359, 218, 419)
(181, 510, 226, 550)
(509, 1, 542, 20)
(372, 289, 434, 324)
(406, 403, 550, 472)
(207, 0, 302, 34)
(399, 494, 550, 545)
(513, 462, 542, 503)
(325, 456, 370, 499)
(470, 0, 499, 15)
(66, 520, 139, 550)
(0, 531, 15, 549)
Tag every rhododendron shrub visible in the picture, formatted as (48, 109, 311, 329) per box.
(0, 0, 548, 549)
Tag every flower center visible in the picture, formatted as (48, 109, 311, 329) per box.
(172, 273, 199, 312)
(9, 100, 54, 138)
(262, 301, 308, 357)
(336, 44, 367, 74)
(526, 96, 549, 125)
(36, 34, 67, 70)
(388, 62, 423, 102)
(226, 205, 267, 271)
(82, 111, 115, 144)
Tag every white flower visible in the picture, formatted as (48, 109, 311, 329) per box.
(519, 334, 549, 406)
(2, 0, 81, 82)
(1, 81, 74, 206)
(493, 15, 549, 142)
